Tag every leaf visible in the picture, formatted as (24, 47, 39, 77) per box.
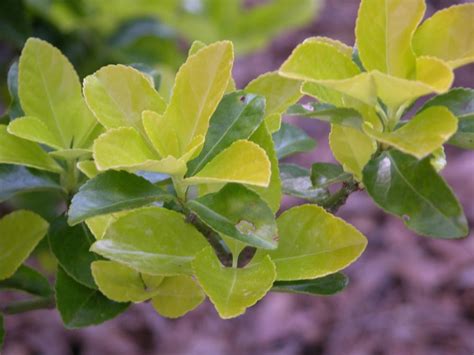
(329, 125, 376, 180)
(91, 207, 208, 276)
(279, 164, 328, 202)
(420, 88, 474, 149)
(93, 127, 186, 175)
(0, 165, 63, 203)
(151, 275, 205, 318)
(91, 260, 164, 303)
(193, 247, 276, 319)
(272, 123, 316, 159)
(49, 149, 92, 161)
(185, 140, 271, 187)
(364, 106, 458, 159)
(68, 170, 171, 225)
(86, 212, 129, 240)
(0, 265, 52, 297)
(18, 38, 97, 149)
(412, 4, 474, 69)
(311, 163, 351, 188)
(287, 103, 363, 129)
(245, 71, 302, 132)
(160, 41, 233, 157)
(355, 0, 425, 78)
(0, 210, 49, 280)
(8, 116, 63, 149)
(77, 160, 100, 179)
(187, 184, 278, 250)
(272, 272, 348, 296)
(0, 125, 62, 173)
(56, 267, 129, 328)
(248, 123, 282, 213)
(83, 64, 166, 131)
(363, 150, 468, 238)
(7, 61, 23, 119)
(48, 216, 99, 288)
(255, 205, 367, 281)
(187, 92, 265, 176)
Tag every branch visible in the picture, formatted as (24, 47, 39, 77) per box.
(320, 180, 360, 213)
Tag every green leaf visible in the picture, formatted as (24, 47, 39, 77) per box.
(7, 61, 24, 119)
(91, 260, 163, 303)
(86, 212, 129, 240)
(160, 41, 233, 157)
(187, 184, 278, 250)
(83, 64, 166, 131)
(77, 160, 100, 179)
(0, 265, 52, 297)
(363, 150, 468, 238)
(151, 275, 205, 318)
(91, 207, 208, 276)
(93, 127, 186, 175)
(420, 88, 474, 149)
(0, 210, 49, 280)
(255, 205, 367, 280)
(245, 71, 302, 132)
(279, 164, 328, 202)
(8, 116, 63, 149)
(412, 4, 474, 69)
(193, 247, 276, 319)
(187, 92, 265, 176)
(311, 163, 351, 188)
(0, 125, 63, 173)
(48, 216, 99, 288)
(272, 123, 316, 159)
(0, 165, 63, 203)
(56, 267, 129, 328)
(49, 148, 92, 161)
(18, 38, 98, 149)
(364, 106, 458, 159)
(185, 140, 271, 187)
(68, 170, 171, 225)
(355, 0, 425, 78)
(248, 123, 282, 213)
(287, 103, 363, 129)
(272, 273, 348, 296)
(329, 125, 376, 180)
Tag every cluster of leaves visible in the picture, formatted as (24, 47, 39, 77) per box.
(281, 0, 473, 238)
(0, 35, 366, 339)
(0, 0, 472, 346)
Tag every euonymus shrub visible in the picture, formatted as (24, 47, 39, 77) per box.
(0, 0, 472, 343)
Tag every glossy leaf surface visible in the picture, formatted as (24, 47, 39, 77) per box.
(279, 164, 328, 202)
(363, 150, 468, 238)
(0, 265, 52, 297)
(187, 184, 278, 250)
(272, 272, 348, 296)
(68, 170, 171, 225)
(272, 123, 316, 159)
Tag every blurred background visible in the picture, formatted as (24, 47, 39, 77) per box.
(1, 0, 473, 354)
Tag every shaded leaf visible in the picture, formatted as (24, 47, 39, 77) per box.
(311, 163, 351, 188)
(0, 265, 52, 297)
(68, 170, 172, 225)
(280, 164, 328, 202)
(287, 102, 363, 129)
(56, 267, 129, 328)
(187, 184, 278, 250)
(272, 272, 348, 296)
(49, 216, 99, 288)
(272, 123, 316, 159)
(187, 92, 265, 176)
(363, 150, 468, 238)
(0, 165, 63, 203)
